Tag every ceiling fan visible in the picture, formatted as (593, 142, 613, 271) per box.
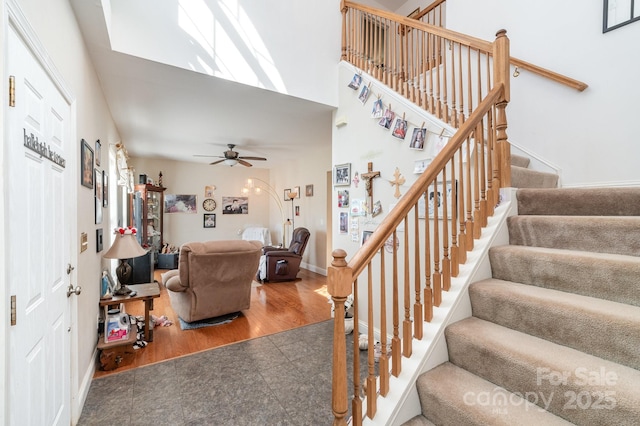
(194, 144, 267, 167)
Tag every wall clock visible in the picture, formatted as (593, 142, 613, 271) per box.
(202, 198, 216, 212)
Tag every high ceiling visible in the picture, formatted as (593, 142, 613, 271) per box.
(69, 0, 337, 169)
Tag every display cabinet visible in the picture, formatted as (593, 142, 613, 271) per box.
(130, 184, 166, 257)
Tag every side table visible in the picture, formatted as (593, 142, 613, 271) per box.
(99, 282, 161, 342)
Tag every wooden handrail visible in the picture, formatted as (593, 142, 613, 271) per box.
(510, 57, 588, 92)
(413, 0, 447, 21)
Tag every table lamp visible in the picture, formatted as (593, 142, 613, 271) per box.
(103, 227, 147, 295)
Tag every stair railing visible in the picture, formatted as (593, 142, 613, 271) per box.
(331, 3, 512, 425)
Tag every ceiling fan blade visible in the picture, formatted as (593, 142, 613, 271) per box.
(237, 159, 253, 167)
(209, 159, 226, 165)
(238, 156, 267, 161)
(194, 154, 224, 158)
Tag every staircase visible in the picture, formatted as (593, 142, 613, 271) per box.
(404, 158, 640, 424)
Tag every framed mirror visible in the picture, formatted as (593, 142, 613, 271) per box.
(603, 0, 640, 33)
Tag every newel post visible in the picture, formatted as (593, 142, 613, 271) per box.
(493, 29, 511, 191)
(329, 249, 352, 425)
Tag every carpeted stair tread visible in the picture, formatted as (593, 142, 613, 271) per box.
(414, 362, 572, 425)
(508, 215, 640, 256)
(489, 245, 640, 307)
(517, 187, 640, 216)
(469, 279, 640, 369)
(510, 154, 531, 168)
(511, 165, 558, 188)
(446, 317, 640, 425)
(401, 414, 436, 426)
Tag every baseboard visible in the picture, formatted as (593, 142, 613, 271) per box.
(74, 348, 97, 424)
(301, 262, 326, 276)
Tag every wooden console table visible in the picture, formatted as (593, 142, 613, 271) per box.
(99, 282, 161, 342)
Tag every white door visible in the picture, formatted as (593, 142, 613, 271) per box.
(7, 25, 72, 426)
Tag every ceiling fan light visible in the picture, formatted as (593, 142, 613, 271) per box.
(224, 158, 238, 167)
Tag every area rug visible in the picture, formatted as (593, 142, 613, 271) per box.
(178, 312, 240, 330)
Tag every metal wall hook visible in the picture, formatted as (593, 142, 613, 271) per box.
(513, 66, 520, 77)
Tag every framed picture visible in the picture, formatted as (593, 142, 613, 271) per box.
(222, 196, 248, 214)
(284, 188, 292, 201)
(96, 228, 103, 252)
(165, 194, 197, 213)
(338, 190, 349, 208)
(339, 212, 348, 234)
(95, 197, 103, 224)
(204, 185, 216, 198)
(94, 169, 102, 203)
(334, 163, 351, 186)
(603, 0, 640, 32)
(361, 230, 374, 246)
(95, 139, 102, 167)
(203, 214, 216, 228)
(294, 186, 301, 198)
(80, 139, 94, 189)
(305, 184, 314, 197)
(295, 206, 300, 216)
(102, 171, 108, 207)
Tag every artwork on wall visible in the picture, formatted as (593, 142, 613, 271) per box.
(293, 186, 301, 198)
(414, 159, 430, 174)
(165, 194, 197, 213)
(96, 228, 103, 252)
(371, 99, 383, 119)
(203, 214, 216, 228)
(339, 212, 348, 234)
(102, 171, 108, 207)
(222, 196, 248, 214)
(378, 107, 395, 130)
(358, 84, 371, 104)
(348, 73, 362, 90)
(410, 128, 426, 150)
(391, 117, 407, 139)
(95, 169, 103, 224)
(80, 139, 94, 189)
(305, 184, 314, 197)
(338, 190, 349, 208)
(334, 163, 351, 186)
(95, 139, 102, 167)
(361, 230, 374, 246)
(204, 185, 216, 198)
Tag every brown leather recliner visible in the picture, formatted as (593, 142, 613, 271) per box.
(162, 240, 262, 322)
(259, 227, 310, 282)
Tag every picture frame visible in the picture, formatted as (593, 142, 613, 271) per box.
(361, 230, 374, 246)
(102, 171, 108, 207)
(603, 0, 639, 33)
(284, 188, 292, 201)
(95, 139, 102, 167)
(203, 213, 216, 228)
(338, 190, 349, 208)
(165, 194, 197, 213)
(294, 186, 301, 198)
(334, 163, 351, 186)
(339, 212, 348, 234)
(222, 196, 248, 214)
(94, 169, 103, 224)
(96, 228, 103, 252)
(80, 139, 94, 189)
(305, 184, 314, 197)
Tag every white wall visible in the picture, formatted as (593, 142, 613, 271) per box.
(3, 0, 120, 422)
(108, 0, 342, 107)
(446, 0, 640, 187)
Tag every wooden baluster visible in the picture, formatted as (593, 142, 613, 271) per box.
(465, 137, 475, 251)
(442, 40, 449, 124)
(473, 129, 482, 240)
(450, 42, 457, 127)
(477, 53, 488, 228)
(486, 106, 497, 213)
(423, 192, 433, 322)
(379, 248, 389, 396)
(392, 230, 402, 376)
(449, 156, 459, 277)
(435, 35, 442, 120)
(366, 264, 377, 419)
(413, 204, 423, 339)
(403, 216, 412, 358)
(329, 249, 351, 426)
(457, 45, 465, 127)
(351, 277, 362, 425)
(441, 168, 451, 291)
(432, 180, 442, 307)
(341, 1, 347, 61)
(457, 146, 467, 262)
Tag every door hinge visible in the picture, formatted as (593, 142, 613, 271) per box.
(9, 76, 15, 107)
(10, 295, 16, 326)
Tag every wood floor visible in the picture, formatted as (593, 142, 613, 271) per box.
(93, 268, 331, 378)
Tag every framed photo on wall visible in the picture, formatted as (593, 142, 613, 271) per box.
(80, 139, 94, 189)
(203, 214, 216, 228)
(95, 139, 102, 167)
(305, 184, 314, 197)
(334, 163, 351, 186)
(102, 171, 108, 207)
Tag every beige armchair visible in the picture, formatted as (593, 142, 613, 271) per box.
(162, 240, 262, 323)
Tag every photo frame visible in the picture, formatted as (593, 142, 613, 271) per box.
(339, 212, 348, 234)
(80, 139, 94, 189)
(284, 188, 292, 201)
(102, 171, 108, 207)
(334, 163, 351, 186)
(165, 194, 197, 213)
(204, 185, 216, 198)
(338, 190, 349, 208)
(294, 186, 301, 198)
(603, 0, 639, 33)
(95, 139, 102, 167)
(222, 196, 248, 214)
(305, 184, 314, 197)
(361, 230, 374, 246)
(94, 169, 103, 224)
(96, 228, 103, 252)
(203, 214, 216, 228)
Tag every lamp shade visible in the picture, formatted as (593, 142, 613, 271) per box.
(224, 158, 238, 167)
(103, 233, 147, 259)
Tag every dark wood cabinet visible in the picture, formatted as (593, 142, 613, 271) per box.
(130, 184, 166, 255)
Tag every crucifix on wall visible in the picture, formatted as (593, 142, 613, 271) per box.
(390, 167, 406, 199)
(361, 162, 381, 212)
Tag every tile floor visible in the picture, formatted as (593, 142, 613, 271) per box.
(78, 320, 366, 425)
